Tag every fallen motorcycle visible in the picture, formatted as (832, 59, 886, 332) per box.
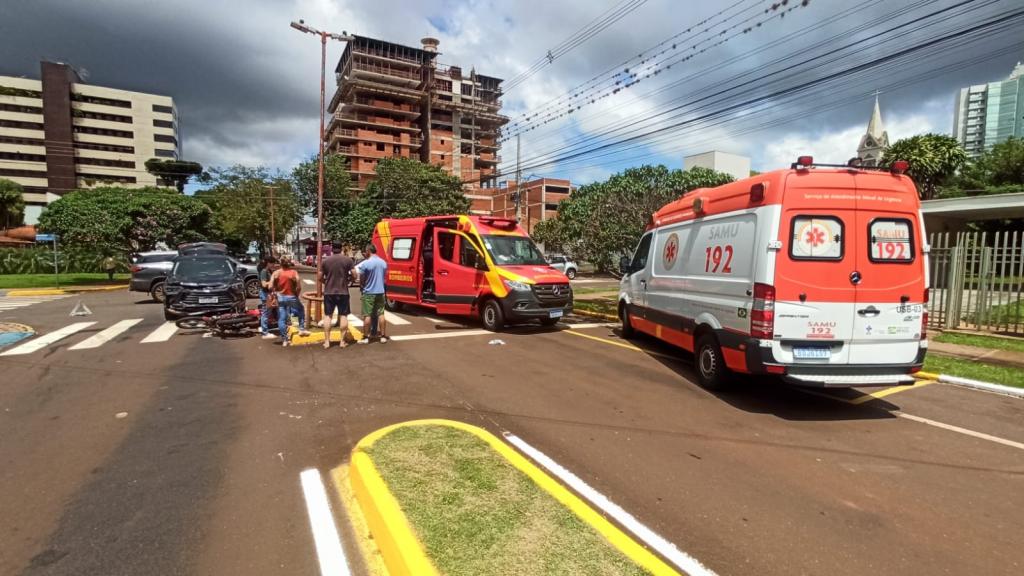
(175, 307, 276, 337)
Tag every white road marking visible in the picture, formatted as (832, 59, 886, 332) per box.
(303, 279, 315, 285)
(423, 316, 445, 323)
(140, 321, 178, 343)
(346, 314, 363, 328)
(0, 295, 68, 314)
(0, 322, 96, 355)
(504, 433, 718, 576)
(391, 329, 493, 341)
(567, 322, 616, 329)
(897, 412, 1024, 451)
(69, 318, 143, 350)
(299, 468, 352, 576)
(383, 311, 410, 325)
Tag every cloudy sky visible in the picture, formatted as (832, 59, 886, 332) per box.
(2, 0, 1022, 186)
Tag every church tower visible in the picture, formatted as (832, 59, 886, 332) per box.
(857, 94, 889, 167)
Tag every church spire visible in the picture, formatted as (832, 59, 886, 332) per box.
(867, 93, 885, 139)
(857, 92, 889, 167)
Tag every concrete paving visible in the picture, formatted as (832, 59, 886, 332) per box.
(0, 288, 1021, 575)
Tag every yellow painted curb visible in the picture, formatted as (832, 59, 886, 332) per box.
(573, 307, 619, 322)
(349, 419, 682, 576)
(915, 371, 940, 381)
(286, 324, 364, 346)
(5, 289, 67, 296)
(65, 284, 128, 293)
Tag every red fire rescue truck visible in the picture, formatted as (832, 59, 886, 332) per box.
(372, 215, 573, 330)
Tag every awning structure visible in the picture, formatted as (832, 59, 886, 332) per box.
(921, 192, 1024, 233)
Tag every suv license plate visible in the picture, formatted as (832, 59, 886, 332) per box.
(198, 297, 218, 304)
(793, 347, 830, 359)
(548, 309, 563, 319)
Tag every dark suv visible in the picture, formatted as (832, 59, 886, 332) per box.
(131, 249, 261, 303)
(163, 255, 247, 320)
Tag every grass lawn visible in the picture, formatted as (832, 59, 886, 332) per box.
(366, 425, 649, 576)
(925, 353, 1024, 388)
(0, 273, 129, 289)
(933, 331, 1024, 354)
(572, 285, 620, 295)
(574, 299, 618, 317)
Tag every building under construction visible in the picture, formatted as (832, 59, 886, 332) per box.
(325, 36, 507, 192)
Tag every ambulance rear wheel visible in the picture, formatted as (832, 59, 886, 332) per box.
(620, 303, 635, 339)
(481, 299, 504, 331)
(696, 333, 730, 390)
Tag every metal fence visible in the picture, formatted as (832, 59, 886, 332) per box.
(927, 231, 1024, 335)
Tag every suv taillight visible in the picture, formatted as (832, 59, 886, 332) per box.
(750, 283, 775, 339)
(130, 265, 143, 273)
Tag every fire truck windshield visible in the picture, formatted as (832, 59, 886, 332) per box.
(481, 235, 547, 266)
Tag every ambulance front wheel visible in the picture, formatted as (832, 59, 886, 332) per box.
(481, 299, 504, 331)
(696, 333, 731, 390)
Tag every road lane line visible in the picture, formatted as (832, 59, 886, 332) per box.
(566, 322, 617, 329)
(423, 316, 445, 323)
(300, 468, 352, 576)
(383, 311, 410, 325)
(897, 413, 1024, 451)
(563, 329, 680, 360)
(69, 319, 143, 350)
(140, 321, 178, 343)
(0, 322, 96, 355)
(505, 433, 718, 576)
(848, 380, 936, 405)
(391, 329, 493, 341)
(346, 314, 364, 327)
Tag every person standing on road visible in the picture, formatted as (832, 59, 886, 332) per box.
(258, 255, 278, 339)
(102, 255, 117, 281)
(354, 243, 388, 344)
(321, 241, 355, 349)
(271, 257, 309, 346)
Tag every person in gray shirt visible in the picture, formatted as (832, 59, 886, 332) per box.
(320, 241, 355, 349)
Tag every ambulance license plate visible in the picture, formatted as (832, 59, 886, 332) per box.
(548, 309, 563, 319)
(199, 297, 218, 304)
(793, 347, 830, 359)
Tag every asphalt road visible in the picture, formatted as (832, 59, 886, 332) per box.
(0, 287, 1021, 576)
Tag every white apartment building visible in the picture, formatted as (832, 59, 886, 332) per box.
(0, 62, 179, 224)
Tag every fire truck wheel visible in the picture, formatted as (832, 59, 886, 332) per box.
(481, 299, 504, 331)
(696, 333, 730, 390)
(385, 297, 403, 312)
(620, 302, 635, 339)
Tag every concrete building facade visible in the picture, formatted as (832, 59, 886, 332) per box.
(0, 62, 179, 224)
(325, 36, 507, 192)
(953, 61, 1024, 158)
(683, 150, 751, 181)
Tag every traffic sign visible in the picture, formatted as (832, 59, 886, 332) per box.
(35, 233, 55, 242)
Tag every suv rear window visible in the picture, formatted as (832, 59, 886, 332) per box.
(790, 216, 843, 260)
(139, 254, 174, 263)
(869, 219, 914, 263)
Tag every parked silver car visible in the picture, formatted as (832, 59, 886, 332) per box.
(130, 249, 261, 302)
(546, 255, 578, 280)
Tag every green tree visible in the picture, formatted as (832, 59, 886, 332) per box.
(291, 153, 353, 216)
(363, 157, 469, 218)
(144, 158, 204, 193)
(324, 198, 380, 248)
(533, 165, 734, 271)
(37, 186, 211, 255)
(0, 178, 26, 229)
(881, 134, 967, 200)
(984, 136, 1024, 186)
(199, 165, 302, 254)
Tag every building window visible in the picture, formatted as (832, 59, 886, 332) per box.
(74, 141, 135, 154)
(153, 119, 174, 129)
(0, 135, 45, 147)
(75, 157, 136, 169)
(74, 125, 134, 139)
(71, 92, 132, 108)
(76, 172, 137, 184)
(154, 149, 177, 158)
(0, 168, 47, 178)
(0, 119, 45, 131)
(461, 84, 474, 96)
(377, 142, 385, 151)
(152, 104, 174, 114)
(74, 109, 132, 123)
(545, 203, 560, 211)
(0, 103, 43, 115)
(154, 134, 177, 145)
(0, 151, 46, 163)
(0, 85, 42, 98)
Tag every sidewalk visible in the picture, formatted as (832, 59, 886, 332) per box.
(929, 340, 1024, 370)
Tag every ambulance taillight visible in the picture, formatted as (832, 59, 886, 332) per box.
(921, 288, 929, 340)
(750, 283, 775, 339)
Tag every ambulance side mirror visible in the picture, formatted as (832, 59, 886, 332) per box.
(619, 256, 631, 275)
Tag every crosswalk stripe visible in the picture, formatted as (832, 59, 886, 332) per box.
(346, 314, 363, 328)
(303, 278, 315, 285)
(0, 322, 96, 355)
(69, 319, 143, 350)
(384, 311, 411, 325)
(140, 321, 178, 343)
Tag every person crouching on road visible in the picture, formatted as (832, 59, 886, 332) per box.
(271, 257, 309, 346)
(354, 243, 388, 344)
(321, 240, 355, 349)
(259, 255, 279, 340)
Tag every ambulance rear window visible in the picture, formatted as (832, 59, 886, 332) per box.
(869, 219, 914, 263)
(790, 216, 843, 260)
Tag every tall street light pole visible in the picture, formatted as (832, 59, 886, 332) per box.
(290, 19, 353, 298)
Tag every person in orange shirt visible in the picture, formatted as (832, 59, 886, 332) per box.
(271, 257, 310, 346)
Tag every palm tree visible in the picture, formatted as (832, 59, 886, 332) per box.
(881, 134, 968, 200)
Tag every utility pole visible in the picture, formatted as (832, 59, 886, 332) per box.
(267, 185, 276, 251)
(514, 133, 522, 222)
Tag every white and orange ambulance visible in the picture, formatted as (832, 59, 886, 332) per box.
(618, 157, 928, 389)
